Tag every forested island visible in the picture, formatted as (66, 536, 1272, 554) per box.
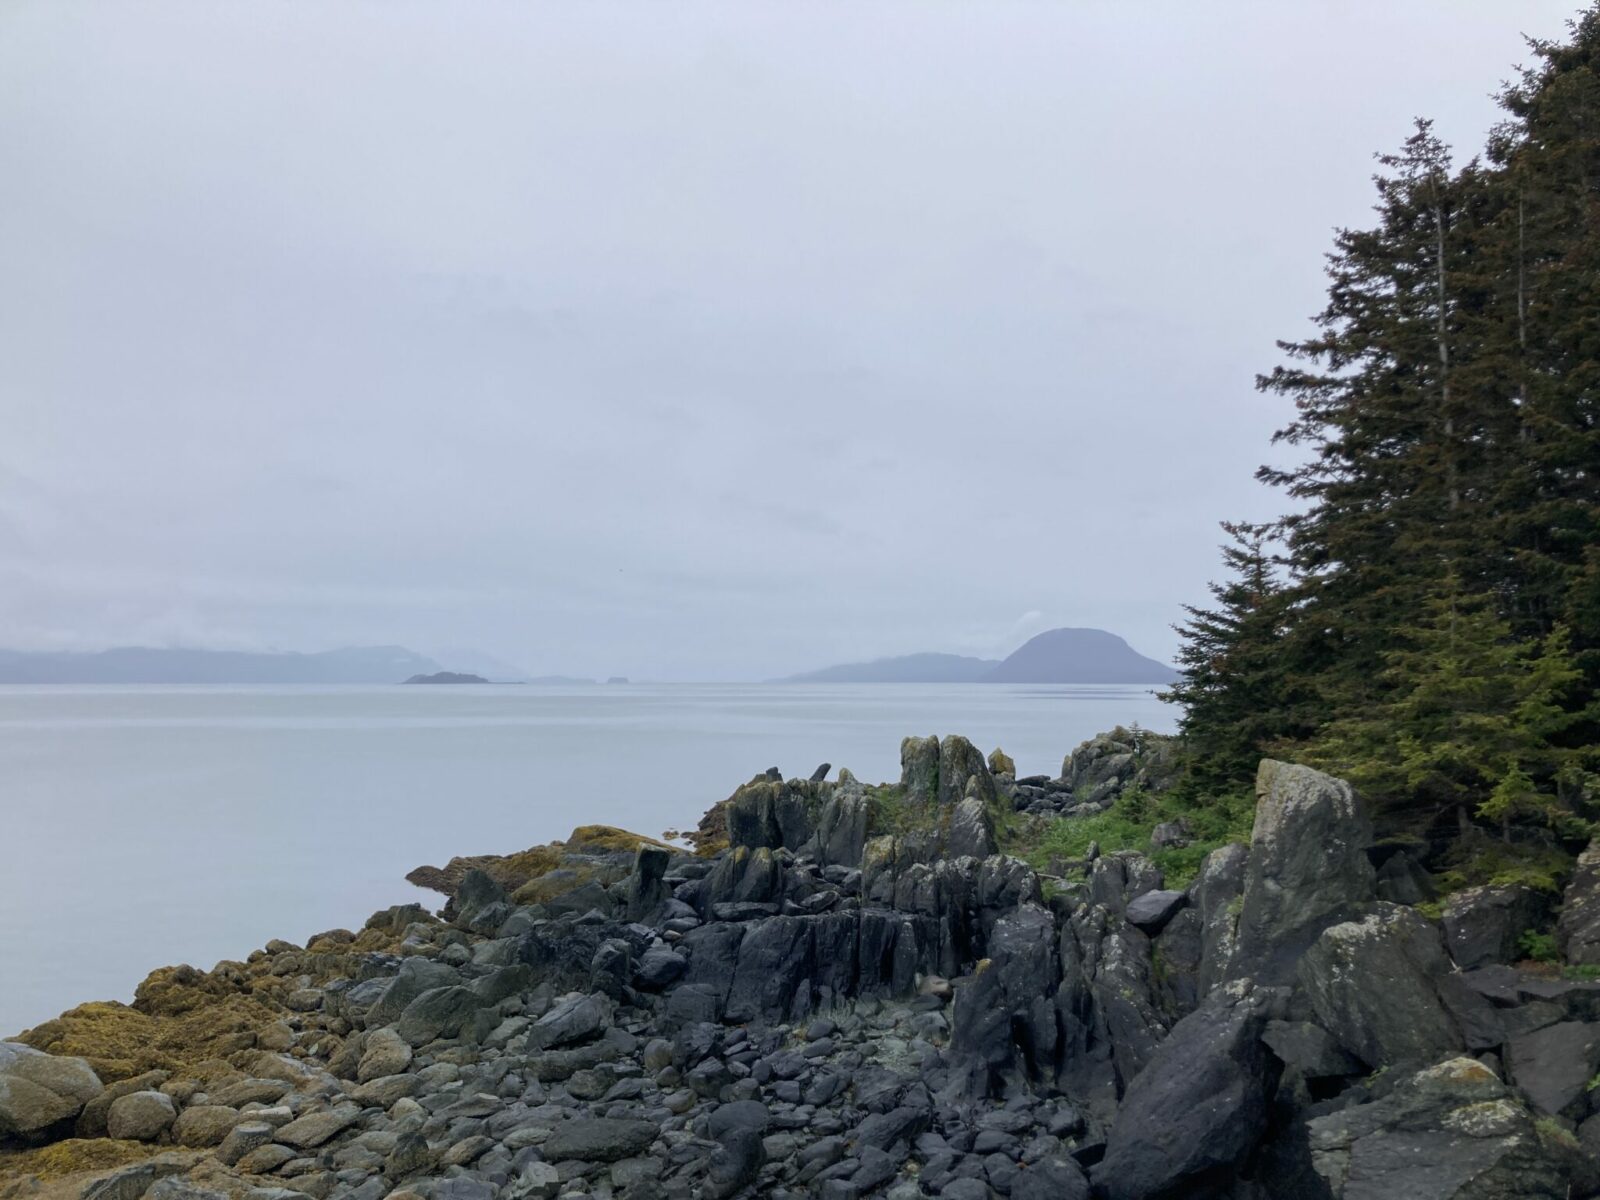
(7, 11, 1600, 1200)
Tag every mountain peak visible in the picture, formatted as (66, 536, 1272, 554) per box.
(982, 627, 1175, 684)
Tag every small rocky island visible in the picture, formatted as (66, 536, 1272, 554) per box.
(2, 731, 1596, 1199)
(401, 673, 489, 686)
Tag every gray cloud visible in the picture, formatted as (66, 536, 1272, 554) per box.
(0, 1, 1578, 679)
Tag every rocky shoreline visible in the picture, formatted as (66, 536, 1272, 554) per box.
(4, 732, 1598, 1199)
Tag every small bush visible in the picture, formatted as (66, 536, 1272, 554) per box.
(1518, 929, 1560, 963)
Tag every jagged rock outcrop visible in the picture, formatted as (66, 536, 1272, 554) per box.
(1232, 759, 1375, 982)
(3, 736, 1594, 1200)
(1095, 981, 1285, 1200)
(1059, 726, 1179, 811)
(1299, 904, 1462, 1070)
(1442, 884, 1551, 971)
(1306, 1057, 1578, 1199)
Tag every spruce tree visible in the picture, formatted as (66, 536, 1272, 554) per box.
(1303, 577, 1582, 836)
(1164, 523, 1300, 798)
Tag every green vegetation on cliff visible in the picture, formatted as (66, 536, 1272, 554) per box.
(1168, 12, 1600, 875)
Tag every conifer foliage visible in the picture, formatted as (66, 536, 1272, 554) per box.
(1171, 10, 1600, 847)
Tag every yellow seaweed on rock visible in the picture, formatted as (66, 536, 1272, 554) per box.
(0, 1138, 156, 1183)
(565, 825, 675, 854)
(16, 985, 284, 1083)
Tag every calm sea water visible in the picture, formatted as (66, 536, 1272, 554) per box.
(0, 683, 1172, 1035)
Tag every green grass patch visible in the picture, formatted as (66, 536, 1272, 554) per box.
(1004, 785, 1255, 890)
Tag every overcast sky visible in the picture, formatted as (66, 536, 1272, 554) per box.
(0, 2, 1582, 680)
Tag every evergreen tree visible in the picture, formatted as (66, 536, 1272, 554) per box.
(1302, 577, 1583, 836)
(1167, 8, 1600, 845)
(1163, 523, 1300, 797)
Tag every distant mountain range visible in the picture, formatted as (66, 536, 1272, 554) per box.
(0, 645, 454, 685)
(0, 644, 616, 685)
(778, 627, 1176, 685)
(0, 627, 1174, 685)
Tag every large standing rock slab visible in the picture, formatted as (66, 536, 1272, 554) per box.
(1299, 904, 1460, 1070)
(1191, 842, 1248, 997)
(1093, 981, 1285, 1200)
(946, 796, 997, 859)
(1561, 837, 1600, 966)
(0, 1042, 103, 1138)
(900, 735, 940, 804)
(938, 735, 996, 808)
(1306, 1057, 1577, 1199)
(951, 904, 1060, 1093)
(724, 916, 815, 1024)
(1232, 760, 1374, 982)
(624, 843, 673, 923)
(1441, 885, 1550, 971)
(1505, 1020, 1600, 1117)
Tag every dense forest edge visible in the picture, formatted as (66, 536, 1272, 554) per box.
(1145, 10, 1600, 953)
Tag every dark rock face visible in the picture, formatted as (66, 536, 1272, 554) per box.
(1232, 760, 1375, 982)
(1505, 1020, 1600, 1117)
(1441, 884, 1550, 971)
(1299, 904, 1461, 1070)
(1306, 1057, 1575, 1199)
(945, 797, 997, 859)
(1094, 982, 1284, 1200)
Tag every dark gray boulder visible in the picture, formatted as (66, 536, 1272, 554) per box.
(947, 796, 997, 859)
(1441, 884, 1550, 971)
(951, 904, 1061, 1095)
(1232, 760, 1375, 982)
(1505, 1020, 1600, 1117)
(1125, 889, 1185, 934)
(528, 992, 613, 1050)
(541, 1117, 658, 1163)
(1011, 1156, 1090, 1200)
(632, 946, 688, 991)
(1299, 904, 1461, 1070)
(1306, 1056, 1577, 1198)
(1093, 981, 1285, 1200)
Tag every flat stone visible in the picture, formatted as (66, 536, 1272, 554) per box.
(275, 1104, 361, 1149)
(541, 1117, 658, 1163)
